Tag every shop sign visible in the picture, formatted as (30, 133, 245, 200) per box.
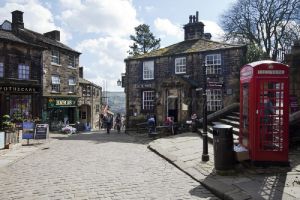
(0, 86, 37, 93)
(35, 124, 49, 139)
(48, 98, 76, 108)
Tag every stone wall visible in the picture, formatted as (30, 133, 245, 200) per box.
(125, 47, 246, 126)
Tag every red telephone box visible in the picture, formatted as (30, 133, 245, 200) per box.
(240, 60, 289, 164)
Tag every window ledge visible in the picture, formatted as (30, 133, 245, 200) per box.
(50, 91, 61, 94)
(51, 63, 62, 67)
(68, 66, 77, 69)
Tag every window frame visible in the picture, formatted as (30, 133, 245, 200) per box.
(206, 89, 223, 111)
(18, 64, 30, 80)
(143, 61, 154, 80)
(205, 54, 221, 75)
(68, 77, 76, 93)
(0, 62, 4, 77)
(51, 50, 60, 65)
(51, 75, 60, 93)
(68, 54, 75, 68)
(142, 90, 155, 110)
(175, 57, 186, 74)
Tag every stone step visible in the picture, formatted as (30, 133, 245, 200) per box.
(199, 128, 239, 144)
(219, 118, 240, 128)
(226, 115, 240, 121)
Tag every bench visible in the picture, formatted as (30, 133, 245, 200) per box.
(136, 122, 148, 134)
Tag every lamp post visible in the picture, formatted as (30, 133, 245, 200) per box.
(117, 79, 122, 87)
(202, 62, 209, 162)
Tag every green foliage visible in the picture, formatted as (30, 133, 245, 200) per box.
(128, 24, 161, 56)
(1, 115, 15, 131)
(246, 43, 268, 63)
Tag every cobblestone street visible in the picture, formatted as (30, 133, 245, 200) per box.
(0, 130, 218, 200)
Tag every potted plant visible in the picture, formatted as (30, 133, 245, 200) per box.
(1, 115, 16, 149)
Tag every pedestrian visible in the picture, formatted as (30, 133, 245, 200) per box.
(115, 113, 121, 133)
(105, 114, 113, 134)
(147, 115, 156, 134)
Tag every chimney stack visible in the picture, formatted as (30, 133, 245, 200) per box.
(11, 10, 24, 31)
(43, 30, 60, 41)
(183, 11, 205, 40)
(79, 67, 83, 78)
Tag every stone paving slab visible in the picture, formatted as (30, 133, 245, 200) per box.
(148, 132, 300, 200)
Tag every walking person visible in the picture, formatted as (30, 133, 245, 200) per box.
(115, 113, 121, 133)
(105, 114, 113, 134)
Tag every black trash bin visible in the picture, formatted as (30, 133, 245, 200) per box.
(212, 124, 234, 171)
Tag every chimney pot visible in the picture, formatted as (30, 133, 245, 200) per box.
(11, 10, 24, 31)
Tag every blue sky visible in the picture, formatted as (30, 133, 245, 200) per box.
(0, 0, 236, 91)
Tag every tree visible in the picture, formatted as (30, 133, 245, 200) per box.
(220, 0, 300, 60)
(128, 24, 161, 56)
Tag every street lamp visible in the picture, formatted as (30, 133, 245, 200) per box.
(202, 62, 209, 162)
(117, 79, 122, 86)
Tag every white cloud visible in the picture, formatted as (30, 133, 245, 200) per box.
(154, 18, 183, 40)
(59, 0, 140, 36)
(76, 36, 131, 91)
(201, 20, 225, 41)
(0, 0, 71, 43)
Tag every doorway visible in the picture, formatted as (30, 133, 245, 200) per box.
(167, 96, 178, 122)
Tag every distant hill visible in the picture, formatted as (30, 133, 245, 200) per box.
(106, 91, 126, 115)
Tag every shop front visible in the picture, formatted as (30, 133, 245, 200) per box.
(0, 85, 41, 121)
(45, 97, 79, 131)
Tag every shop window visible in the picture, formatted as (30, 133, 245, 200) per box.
(68, 54, 75, 68)
(18, 64, 30, 80)
(205, 54, 221, 75)
(51, 75, 60, 92)
(68, 77, 76, 93)
(142, 90, 155, 110)
(10, 95, 32, 120)
(143, 61, 154, 80)
(0, 62, 3, 77)
(51, 50, 60, 65)
(175, 57, 186, 74)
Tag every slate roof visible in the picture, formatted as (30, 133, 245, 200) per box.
(0, 29, 29, 45)
(79, 77, 101, 88)
(1, 20, 80, 54)
(19, 28, 80, 54)
(126, 38, 246, 60)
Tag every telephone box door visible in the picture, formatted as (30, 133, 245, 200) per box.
(254, 78, 289, 161)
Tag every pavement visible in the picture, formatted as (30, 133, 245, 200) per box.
(1, 131, 300, 199)
(148, 132, 300, 200)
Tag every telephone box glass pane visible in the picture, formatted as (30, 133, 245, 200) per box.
(241, 83, 249, 146)
(258, 81, 284, 152)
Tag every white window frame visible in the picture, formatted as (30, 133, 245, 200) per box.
(68, 77, 76, 93)
(175, 57, 186, 74)
(0, 62, 4, 77)
(206, 89, 223, 111)
(68, 54, 75, 68)
(51, 75, 60, 92)
(51, 50, 60, 65)
(205, 54, 221, 75)
(18, 64, 30, 80)
(142, 90, 155, 110)
(143, 61, 154, 80)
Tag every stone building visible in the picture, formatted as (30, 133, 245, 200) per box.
(77, 67, 102, 131)
(0, 12, 44, 121)
(1, 10, 82, 131)
(285, 40, 300, 113)
(123, 12, 247, 127)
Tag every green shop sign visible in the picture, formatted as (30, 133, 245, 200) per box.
(48, 98, 76, 108)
